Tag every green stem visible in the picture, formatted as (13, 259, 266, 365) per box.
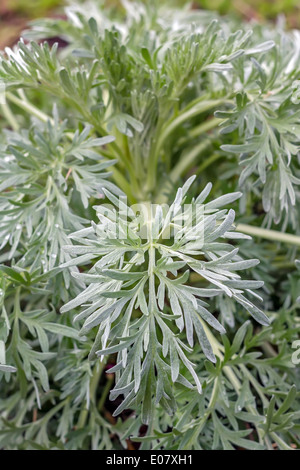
(163, 100, 223, 138)
(270, 432, 295, 450)
(147, 98, 225, 192)
(196, 153, 224, 175)
(6, 92, 53, 123)
(77, 362, 105, 429)
(40, 398, 70, 425)
(239, 364, 269, 408)
(12, 288, 21, 348)
(155, 139, 212, 204)
(170, 139, 211, 183)
(237, 223, 300, 247)
(148, 243, 156, 314)
(0, 102, 19, 130)
(180, 117, 224, 144)
(261, 342, 277, 358)
(98, 375, 114, 412)
(272, 262, 297, 269)
(110, 167, 137, 204)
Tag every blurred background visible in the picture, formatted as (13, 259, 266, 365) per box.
(1, 0, 300, 49)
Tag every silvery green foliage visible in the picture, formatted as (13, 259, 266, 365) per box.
(61, 176, 267, 422)
(9, 2, 299, 227)
(0, 107, 117, 272)
(1, 3, 299, 227)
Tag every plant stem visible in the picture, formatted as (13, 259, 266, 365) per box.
(155, 140, 212, 203)
(147, 98, 225, 193)
(196, 153, 224, 175)
(77, 361, 105, 429)
(180, 116, 224, 144)
(98, 375, 114, 412)
(170, 139, 211, 183)
(237, 223, 300, 247)
(148, 243, 156, 313)
(161, 99, 224, 144)
(0, 102, 19, 130)
(110, 167, 136, 204)
(271, 432, 295, 451)
(6, 92, 53, 123)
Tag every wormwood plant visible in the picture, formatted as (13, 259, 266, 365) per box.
(0, 0, 299, 450)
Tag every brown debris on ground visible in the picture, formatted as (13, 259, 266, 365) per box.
(0, 1, 27, 49)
